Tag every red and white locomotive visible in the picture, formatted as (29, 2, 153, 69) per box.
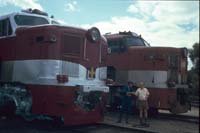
(0, 9, 109, 125)
(104, 31, 191, 114)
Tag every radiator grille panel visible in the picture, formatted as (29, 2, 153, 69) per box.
(62, 33, 83, 56)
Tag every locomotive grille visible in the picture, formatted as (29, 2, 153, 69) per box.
(168, 55, 179, 83)
(62, 33, 84, 57)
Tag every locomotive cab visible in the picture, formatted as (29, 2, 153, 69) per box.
(0, 9, 59, 39)
(105, 31, 150, 54)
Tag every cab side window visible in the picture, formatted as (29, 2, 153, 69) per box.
(0, 18, 12, 37)
(108, 39, 126, 53)
(108, 40, 121, 53)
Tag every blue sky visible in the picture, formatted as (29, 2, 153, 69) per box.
(0, 0, 199, 69)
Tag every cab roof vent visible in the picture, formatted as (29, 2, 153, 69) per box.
(119, 31, 139, 37)
(21, 8, 48, 16)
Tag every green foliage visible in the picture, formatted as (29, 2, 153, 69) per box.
(188, 68, 199, 96)
(188, 42, 199, 96)
(189, 42, 199, 73)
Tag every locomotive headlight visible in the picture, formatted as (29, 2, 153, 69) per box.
(49, 34, 57, 43)
(35, 34, 57, 43)
(87, 27, 101, 42)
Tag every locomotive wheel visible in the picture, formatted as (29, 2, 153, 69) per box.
(169, 102, 190, 114)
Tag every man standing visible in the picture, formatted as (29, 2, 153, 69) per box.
(134, 82, 150, 126)
(117, 81, 134, 124)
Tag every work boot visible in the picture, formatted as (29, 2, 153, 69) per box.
(125, 114, 129, 124)
(144, 118, 149, 127)
(139, 118, 143, 125)
(117, 112, 122, 123)
(117, 120, 121, 123)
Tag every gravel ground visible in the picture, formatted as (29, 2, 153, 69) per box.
(103, 112, 199, 133)
(0, 116, 74, 133)
(0, 116, 144, 133)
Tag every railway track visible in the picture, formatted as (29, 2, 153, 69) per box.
(157, 113, 199, 124)
(191, 100, 199, 107)
(190, 96, 199, 107)
(70, 124, 158, 133)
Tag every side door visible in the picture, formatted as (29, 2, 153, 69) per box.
(0, 58, 1, 80)
(0, 17, 15, 60)
(0, 17, 16, 82)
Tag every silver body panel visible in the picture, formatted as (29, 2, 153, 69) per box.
(0, 60, 109, 92)
(115, 70, 169, 88)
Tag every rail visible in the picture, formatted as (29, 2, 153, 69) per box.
(191, 100, 199, 107)
(157, 113, 199, 124)
(190, 96, 199, 107)
(71, 124, 159, 133)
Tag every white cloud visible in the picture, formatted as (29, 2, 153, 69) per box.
(81, 1, 199, 49)
(127, 4, 139, 13)
(127, 1, 159, 20)
(0, 0, 43, 10)
(57, 19, 68, 25)
(152, 1, 199, 24)
(64, 0, 79, 12)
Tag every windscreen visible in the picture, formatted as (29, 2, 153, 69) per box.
(14, 15, 49, 26)
(124, 37, 146, 46)
(107, 36, 149, 53)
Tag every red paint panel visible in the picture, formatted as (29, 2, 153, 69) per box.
(148, 88, 176, 109)
(28, 85, 76, 115)
(15, 26, 61, 60)
(0, 37, 16, 61)
(27, 84, 105, 125)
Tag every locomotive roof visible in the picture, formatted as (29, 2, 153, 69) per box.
(104, 32, 141, 40)
(0, 10, 106, 42)
(104, 31, 150, 46)
(0, 11, 52, 23)
(0, 10, 92, 33)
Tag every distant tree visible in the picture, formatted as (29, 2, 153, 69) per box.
(188, 42, 199, 96)
(189, 42, 199, 73)
(188, 68, 199, 95)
